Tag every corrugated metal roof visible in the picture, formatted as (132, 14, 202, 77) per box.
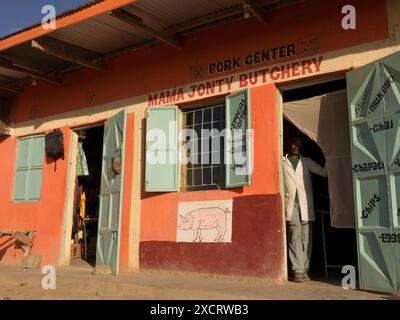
(0, 0, 261, 90)
(127, 0, 240, 31)
(49, 0, 241, 54)
(0, 0, 105, 41)
(50, 13, 152, 54)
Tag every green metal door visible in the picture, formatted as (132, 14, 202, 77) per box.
(347, 51, 400, 293)
(95, 109, 127, 275)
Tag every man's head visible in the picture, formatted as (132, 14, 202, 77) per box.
(289, 137, 302, 155)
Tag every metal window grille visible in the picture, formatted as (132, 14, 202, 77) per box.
(183, 104, 225, 190)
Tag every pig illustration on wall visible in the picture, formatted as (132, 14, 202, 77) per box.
(176, 200, 233, 243)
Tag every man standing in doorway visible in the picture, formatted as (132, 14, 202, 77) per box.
(283, 137, 328, 282)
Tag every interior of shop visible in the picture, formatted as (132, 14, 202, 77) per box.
(70, 125, 104, 267)
(282, 78, 358, 282)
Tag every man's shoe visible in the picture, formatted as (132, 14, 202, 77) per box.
(302, 272, 311, 281)
(290, 272, 304, 282)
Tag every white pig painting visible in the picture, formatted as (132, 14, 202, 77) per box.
(177, 207, 230, 242)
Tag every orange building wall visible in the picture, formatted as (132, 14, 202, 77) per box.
(119, 112, 134, 272)
(0, 0, 389, 275)
(11, 0, 387, 124)
(139, 85, 282, 278)
(0, 128, 70, 266)
(140, 85, 279, 241)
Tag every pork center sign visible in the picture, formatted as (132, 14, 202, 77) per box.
(148, 55, 323, 107)
(208, 43, 296, 75)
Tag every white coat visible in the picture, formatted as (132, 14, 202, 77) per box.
(283, 154, 328, 222)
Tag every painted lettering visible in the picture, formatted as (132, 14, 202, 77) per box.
(148, 93, 158, 107)
(215, 79, 224, 93)
(280, 65, 291, 79)
(249, 72, 258, 85)
(379, 233, 400, 243)
(291, 62, 301, 77)
(259, 69, 269, 82)
(270, 67, 281, 80)
(353, 161, 385, 173)
(197, 83, 206, 96)
(287, 44, 296, 57)
(368, 76, 395, 114)
(208, 57, 241, 74)
(239, 74, 248, 88)
(206, 81, 215, 95)
(188, 85, 197, 98)
(312, 56, 323, 72)
(301, 59, 313, 75)
(370, 120, 393, 132)
(225, 76, 234, 90)
(361, 193, 380, 219)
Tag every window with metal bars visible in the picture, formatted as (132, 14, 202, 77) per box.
(183, 104, 225, 191)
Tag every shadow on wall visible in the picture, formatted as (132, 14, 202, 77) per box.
(139, 194, 283, 279)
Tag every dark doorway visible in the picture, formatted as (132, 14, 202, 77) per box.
(282, 79, 358, 283)
(71, 125, 104, 267)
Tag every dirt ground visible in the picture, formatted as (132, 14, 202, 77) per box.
(0, 260, 398, 300)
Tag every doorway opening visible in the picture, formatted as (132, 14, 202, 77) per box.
(70, 125, 104, 268)
(281, 78, 358, 283)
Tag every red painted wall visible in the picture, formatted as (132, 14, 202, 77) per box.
(140, 194, 282, 278)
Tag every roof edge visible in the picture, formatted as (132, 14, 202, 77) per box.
(0, 0, 136, 52)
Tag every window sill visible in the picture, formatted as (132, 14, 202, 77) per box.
(11, 200, 41, 204)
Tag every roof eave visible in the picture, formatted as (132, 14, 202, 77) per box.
(0, 0, 136, 53)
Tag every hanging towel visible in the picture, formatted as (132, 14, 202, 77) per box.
(76, 141, 89, 176)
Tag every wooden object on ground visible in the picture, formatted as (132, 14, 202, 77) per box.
(0, 230, 38, 268)
(70, 244, 81, 260)
(21, 255, 41, 269)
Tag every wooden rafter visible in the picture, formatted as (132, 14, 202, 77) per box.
(239, 0, 268, 24)
(0, 57, 61, 85)
(31, 38, 105, 72)
(0, 82, 22, 94)
(110, 8, 183, 49)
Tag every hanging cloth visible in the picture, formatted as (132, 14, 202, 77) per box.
(76, 141, 89, 176)
(283, 89, 355, 228)
(80, 191, 86, 219)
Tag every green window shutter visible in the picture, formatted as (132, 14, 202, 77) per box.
(16, 138, 30, 169)
(29, 136, 45, 168)
(225, 88, 252, 188)
(27, 136, 45, 201)
(13, 171, 28, 201)
(145, 106, 179, 192)
(13, 135, 45, 202)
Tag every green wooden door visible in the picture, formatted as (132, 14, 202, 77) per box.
(95, 109, 127, 275)
(347, 51, 400, 293)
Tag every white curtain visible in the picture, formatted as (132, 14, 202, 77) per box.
(283, 89, 355, 228)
